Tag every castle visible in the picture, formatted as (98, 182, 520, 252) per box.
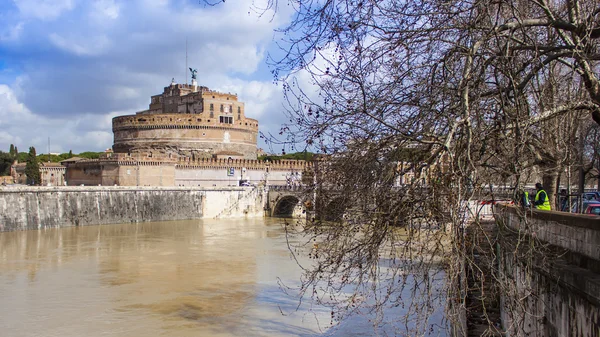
(112, 80, 259, 160)
(61, 79, 309, 187)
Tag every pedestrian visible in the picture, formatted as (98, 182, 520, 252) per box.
(518, 188, 530, 209)
(559, 189, 568, 211)
(534, 183, 551, 211)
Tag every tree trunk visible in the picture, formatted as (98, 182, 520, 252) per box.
(542, 171, 559, 210)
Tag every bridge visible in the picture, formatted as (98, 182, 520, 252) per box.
(265, 186, 309, 218)
(265, 185, 518, 219)
(265, 186, 348, 219)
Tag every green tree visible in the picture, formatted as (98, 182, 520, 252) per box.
(25, 147, 41, 185)
(0, 151, 13, 176)
(16, 151, 27, 163)
(77, 151, 102, 159)
(68, 150, 73, 158)
(9, 144, 15, 157)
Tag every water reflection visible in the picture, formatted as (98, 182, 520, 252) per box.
(0, 218, 447, 337)
(0, 219, 328, 337)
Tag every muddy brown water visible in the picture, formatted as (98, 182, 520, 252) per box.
(0, 218, 447, 337)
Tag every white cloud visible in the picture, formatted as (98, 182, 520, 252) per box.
(0, 22, 24, 42)
(0, 84, 118, 153)
(0, 0, 299, 153)
(13, 0, 76, 21)
(91, 0, 120, 20)
(49, 33, 111, 56)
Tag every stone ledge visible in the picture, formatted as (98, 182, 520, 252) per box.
(498, 204, 600, 231)
(0, 186, 251, 193)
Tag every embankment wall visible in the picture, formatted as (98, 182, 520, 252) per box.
(496, 206, 600, 337)
(0, 186, 265, 232)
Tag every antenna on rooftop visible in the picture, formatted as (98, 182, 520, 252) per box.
(185, 37, 188, 85)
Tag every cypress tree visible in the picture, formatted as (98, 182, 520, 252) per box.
(25, 147, 41, 185)
(9, 144, 15, 157)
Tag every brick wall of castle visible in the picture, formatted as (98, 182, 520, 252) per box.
(64, 156, 310, 187)
(112, 83, 259, 160)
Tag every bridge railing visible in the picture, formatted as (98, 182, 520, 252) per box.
(267, 185, 306, 191)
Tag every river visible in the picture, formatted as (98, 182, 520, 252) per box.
(0, 218, 447, 336)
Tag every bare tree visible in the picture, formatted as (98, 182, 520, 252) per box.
(205, 0, 600, 334)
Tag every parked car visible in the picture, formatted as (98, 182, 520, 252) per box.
(583, 203, 600, 216)
(572, 201, 600, 214)
(582, 192, 600, 201)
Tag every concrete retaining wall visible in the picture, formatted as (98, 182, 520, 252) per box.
(0, 186, 266, 232)
(496, 206, 600, 337)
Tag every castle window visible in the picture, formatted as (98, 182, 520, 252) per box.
(219, 116, 233, 124)
(209, 103, 214, 111)
(210, 111, 214, 118)
(220, 104, 224, 112)
(237, 107, 241, 120)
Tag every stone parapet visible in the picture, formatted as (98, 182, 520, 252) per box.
(112, 113, 258, 160)
(112, 113, 258, 131)
(176, 158, 311, 171)
(495, 204, 600, 337)
(65, 155, 177, 167)
(497, 205, 600, 261)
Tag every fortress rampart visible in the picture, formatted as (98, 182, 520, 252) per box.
(63, 153, 310, 187)
(176, 158, 310, 171)
(112, 113, 258, 159)
(111, 81, 260, 160)
(112, 114, 259, 130)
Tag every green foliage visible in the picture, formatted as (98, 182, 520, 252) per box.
(0, 151, 13, 176)
(31, 150, 102, 163)
(16, 152, 27, 163)
(258, 151, 314, 161)
(9, 144, 15, 157)
(77, 151, 103, 159)
(25, 147, 41, 185)
(36, 153, 74, 163)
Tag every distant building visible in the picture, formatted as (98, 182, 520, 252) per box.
(11, 161, 67, 186)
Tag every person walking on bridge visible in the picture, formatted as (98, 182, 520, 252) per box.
(534, 183, 551, 211)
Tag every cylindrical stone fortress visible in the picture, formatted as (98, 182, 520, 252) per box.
(112, 82, 259, 159)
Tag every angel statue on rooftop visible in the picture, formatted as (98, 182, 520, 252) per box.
(189, 68, 198, 81)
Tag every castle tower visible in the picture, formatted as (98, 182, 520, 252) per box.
(111, 81, 259, 160)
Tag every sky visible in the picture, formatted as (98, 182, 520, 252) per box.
(0, 0, 298, 154)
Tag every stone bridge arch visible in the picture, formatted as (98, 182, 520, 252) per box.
(267, 187, 310, 218)
(272, 195, 303, 217)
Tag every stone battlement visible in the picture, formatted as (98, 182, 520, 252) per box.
(65, 154, 310, 172)
(64, 153, 177, 167)
(113, 113, 258, 131)
(176, 158, 311, 171)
